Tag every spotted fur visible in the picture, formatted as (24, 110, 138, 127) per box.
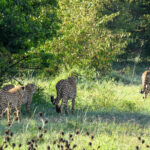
(1, 83, 37, 114)
(51, 77, 77, 114)
(22, 83, 37, 113)
(0, 86, 25, 124)
(140, 70, 150, 99)
(2, 84, 15, 91)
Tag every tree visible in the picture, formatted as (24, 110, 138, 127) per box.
(0, 0, 59, 85)
(97, 0, 150, 59)
(45, 0, 129, 74)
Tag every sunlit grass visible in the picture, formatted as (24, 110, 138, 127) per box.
(1, 69, 150, 149)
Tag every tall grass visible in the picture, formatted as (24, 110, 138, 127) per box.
(1, 66, 150, 149)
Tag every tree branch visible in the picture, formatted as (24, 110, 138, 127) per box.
(0, 55, 29, 76)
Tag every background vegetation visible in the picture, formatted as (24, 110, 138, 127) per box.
(0, 0, 150, 84)
(0, 0, 150, 149)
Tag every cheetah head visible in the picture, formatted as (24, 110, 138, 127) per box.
(25, 83, 37, 93)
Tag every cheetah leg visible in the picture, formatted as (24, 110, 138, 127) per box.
(26, 95, 32, 114)
(72, 98, 75, 114)
(143, 89, 148, 99)
(0, 108, 3, 120)
(60, 102, 64, 114)
(65, 101, 68, 114)
(55, 89, 61, 105)
(16, 94, 22, 123)
(56, 104, 61, 113)
(16, 108, 21, 123)
(0, 108, 7, 119)
(7, 104, 11, 125)
(26, 101, 31, 114)
(60, 98, 67, 114)
(55, 97, 60, 106)
(16, 102, 21, 123)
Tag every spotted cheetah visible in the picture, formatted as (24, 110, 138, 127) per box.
(51, 76, 77, 114)
(22, 83, 37, 113)
(0, 86, 25, 124)
(140, 70, 150, 99)
(1, 83, 37, 114)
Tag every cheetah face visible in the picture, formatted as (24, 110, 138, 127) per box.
(20, 86, 25, 97)
(25, 83, 37, 93)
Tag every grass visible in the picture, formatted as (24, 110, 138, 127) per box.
(1, 63, 150, 149)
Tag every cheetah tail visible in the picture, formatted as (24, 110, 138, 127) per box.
(140, 90, 144, 94)
(51, 96, 55, 105)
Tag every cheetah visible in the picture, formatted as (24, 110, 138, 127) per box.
(140, 70, 150, 99)
(1, 83, 37, 114)
(0, 86, 25, 124)
(22, 83, 37, 113)
(51, 76, 77, 114)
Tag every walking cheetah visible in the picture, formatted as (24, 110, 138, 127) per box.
(51, 76, 77, 114)
(0, 86, 25, 124)
(140, 70, 150, 99)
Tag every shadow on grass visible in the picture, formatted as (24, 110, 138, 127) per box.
(1, 105, 150, 136)
(111, 60, 150, 85)
(78, 110, 150, 126)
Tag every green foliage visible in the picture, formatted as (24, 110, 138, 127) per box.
(23, 0, 131, 78)
(1, 0, 150, 85)
(0, 0, 58, 53)
(0, 0, 59, 85)
(45, 0, 129, 74)
(98, 0, 150, 58)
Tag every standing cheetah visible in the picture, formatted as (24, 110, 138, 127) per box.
(1, 83, 37, 114)
(140, 70, 150, 99)
(51, 76, 77, 114)
(22, 83, 37, 113)
(0, 86, 25, 124)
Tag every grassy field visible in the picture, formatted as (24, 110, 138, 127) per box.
(0, 63, 150, 150)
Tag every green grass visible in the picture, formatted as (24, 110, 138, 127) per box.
(1, 65, 150, 150)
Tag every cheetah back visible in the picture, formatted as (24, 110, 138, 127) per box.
(2, 84, 15, 91)
(54, 77, 77, 107)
